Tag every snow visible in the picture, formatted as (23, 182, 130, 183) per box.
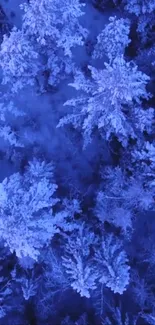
(0, 0, 112, 184)
(1, 0, 24, 28)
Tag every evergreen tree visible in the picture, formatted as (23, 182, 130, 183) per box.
(0, 160, 60, 260)
(58, 57, 150, 147)
(0, 28, 40, 93)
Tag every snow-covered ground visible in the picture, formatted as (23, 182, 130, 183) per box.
(1, 0, 23, 28)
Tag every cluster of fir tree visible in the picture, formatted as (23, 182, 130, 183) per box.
(0, 0, 154, 324)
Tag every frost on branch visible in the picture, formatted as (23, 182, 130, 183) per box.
(13, 269, 39, 301)
(58, 57, 150, 146)
(135, 46, 155, 75)
(131, 106, 154, 135)
(0, 28, 40, 93)
(95, 234, 130, 294)
(21, 0, 87, 86)
(132, 141, 155, 189)
(0, 159, 62, 260)
(142, 314, 155, 325)
(21, 0, 60, 45)
(0, 126, 21, 148)
(95, 163, 155, 234)
(104, 307, 139, 325)
(123, 0, 155, 16)
(0, 101, 26, 148)
(123, 0, 155, 45)
(93, 16, 131, 61)
(95, 167, 133, 235)
(62, 223, 98, 298)
(36, 248, 69, 312)
(123, 0, 155, 46)
(137, 12, 155, 44)
(21, 0, 88, 56)
(21, 278, 38, 301)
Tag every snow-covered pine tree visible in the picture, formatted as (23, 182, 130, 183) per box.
(62, 223, 99, 298)
(21, 0, 88, 55)
(0, 159, 64, 260)
(21, 0, 88, 86)
(132, 141, 155, 190)
(136, 11, 155, 44)
(123, 0, 155, 16)
(123, 0, 155, 44)
(93, 16, 131, 62)
(95, 165, 155, 237)
(0, 28, 40, 93)
(95, 234, 130, 294)
(0, 101, 26, 149)
(58, 56, 150, 147)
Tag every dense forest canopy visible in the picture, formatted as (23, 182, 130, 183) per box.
(0, 0, 154, 324)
